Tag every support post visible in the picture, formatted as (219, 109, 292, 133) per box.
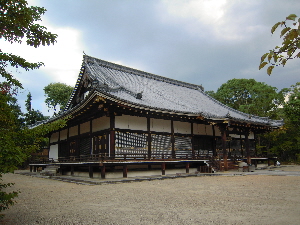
(161, 162, 166, 175)
(110, 114, 115, 158)
(244, 128, 251, 165)
(171, 120, 175, 158)
(218, 124, 228, 171)
(101, 165, 106, 179)
(212, 125, 217, 157)
(123, 164, 128, 178)
(89, 165, 93, 178)
(30, 165, 33, 172)
(186, 162, 190, 173)
(71, 165, 74, 176)
(191, 123, 195, 158)
(33, 166, 37, 172)
(147, 117, 151, 159)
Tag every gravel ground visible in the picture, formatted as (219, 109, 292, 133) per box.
(1, 166, 300, 225)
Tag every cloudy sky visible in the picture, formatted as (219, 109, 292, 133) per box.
(2, 0, 300, 116)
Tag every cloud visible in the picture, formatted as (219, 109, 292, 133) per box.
(159, 0, 271, 42)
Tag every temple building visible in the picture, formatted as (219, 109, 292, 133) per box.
(30, 55, 283, 178)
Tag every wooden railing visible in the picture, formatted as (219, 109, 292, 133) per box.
(30, 151, 214, 164)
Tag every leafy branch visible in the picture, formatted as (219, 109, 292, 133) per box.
(259, 14, 300, 75)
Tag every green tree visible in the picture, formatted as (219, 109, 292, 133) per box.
(259, 14, 300, 75)
(0, 0, 61, 216)
(24, 92, 47, 126)
(0, 0, 57, 87)
(44, 82, 73, 113)
(209, 78, 284, 119)
(257, 83, 300, 162)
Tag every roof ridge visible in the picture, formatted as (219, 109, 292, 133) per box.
(84, 55, 204, 91)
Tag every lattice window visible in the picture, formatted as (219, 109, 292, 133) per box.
(80, 137, 91, 156)
(151, 134, 172, 157)
(174, 136, 192, 151)
(115, 131, 147, 156)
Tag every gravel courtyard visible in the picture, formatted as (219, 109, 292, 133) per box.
(1, 166, 300, 225)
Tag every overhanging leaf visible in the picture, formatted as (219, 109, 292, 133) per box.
(271, 22, 281, 34)
(259, 62, 268, 70)
(260, 53, 268, 62)
(281, 27, 291, 38)
(286, 14, 297, 21)
(267, 66, 274, 75)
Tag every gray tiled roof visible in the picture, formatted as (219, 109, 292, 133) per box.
(67, 55, 283, 127)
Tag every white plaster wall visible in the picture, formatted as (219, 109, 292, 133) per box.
(60, 129, 68, 140)
(49, 144, 58, 161)
(150, 118, 170, 132)
(174, 121, 191, 134)
(50, 132, 59, 143)
(214, 126, 221, 136)
(194, 124, 215, 136)
(205, 125, 213, 136)
(92, 116, 110, 132)
(80, 121, 90, 134)
(229, 134, 241, 139)
(115, 115, 147, 131)
(249, 132, 254, 139)
(229, 132, 254, 139)
(69, 125, 78, 137)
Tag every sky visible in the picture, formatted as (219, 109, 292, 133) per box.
(1, 0, 300, 116)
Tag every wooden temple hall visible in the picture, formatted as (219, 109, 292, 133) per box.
(30, 55, 283, 178)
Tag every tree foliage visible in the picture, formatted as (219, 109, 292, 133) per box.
(23, 92, 47, 126)
(0, 0, 60, 215)
(259, 14, 300, 75)
(207, 78, 284, 119)
(0, 0, 57, 87)
(44, 82, 73, 113)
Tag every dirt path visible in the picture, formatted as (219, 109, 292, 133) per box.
(1, 166, 300, 225)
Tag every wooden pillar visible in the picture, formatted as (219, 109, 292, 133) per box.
(254, 159, 258, 168)
(90, 120, 93, 155)
(244, 129, 251, 165)
(123, 164, 128, 178)
(191, 123, 195, 158)
(147, 117, 151, 159)
(89, 165, 93, 178)
(212, 125, 217, 157)
(71, 165, 74, 176)
(101, 165, 106, 179)
(186, 162, 190, 173)
(30, 165, 33, 172)
(219, 124, 228, 171)
(171, 120, 175, 158)
(110, 114, 115, 158)
(161, 162, 166, 175)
